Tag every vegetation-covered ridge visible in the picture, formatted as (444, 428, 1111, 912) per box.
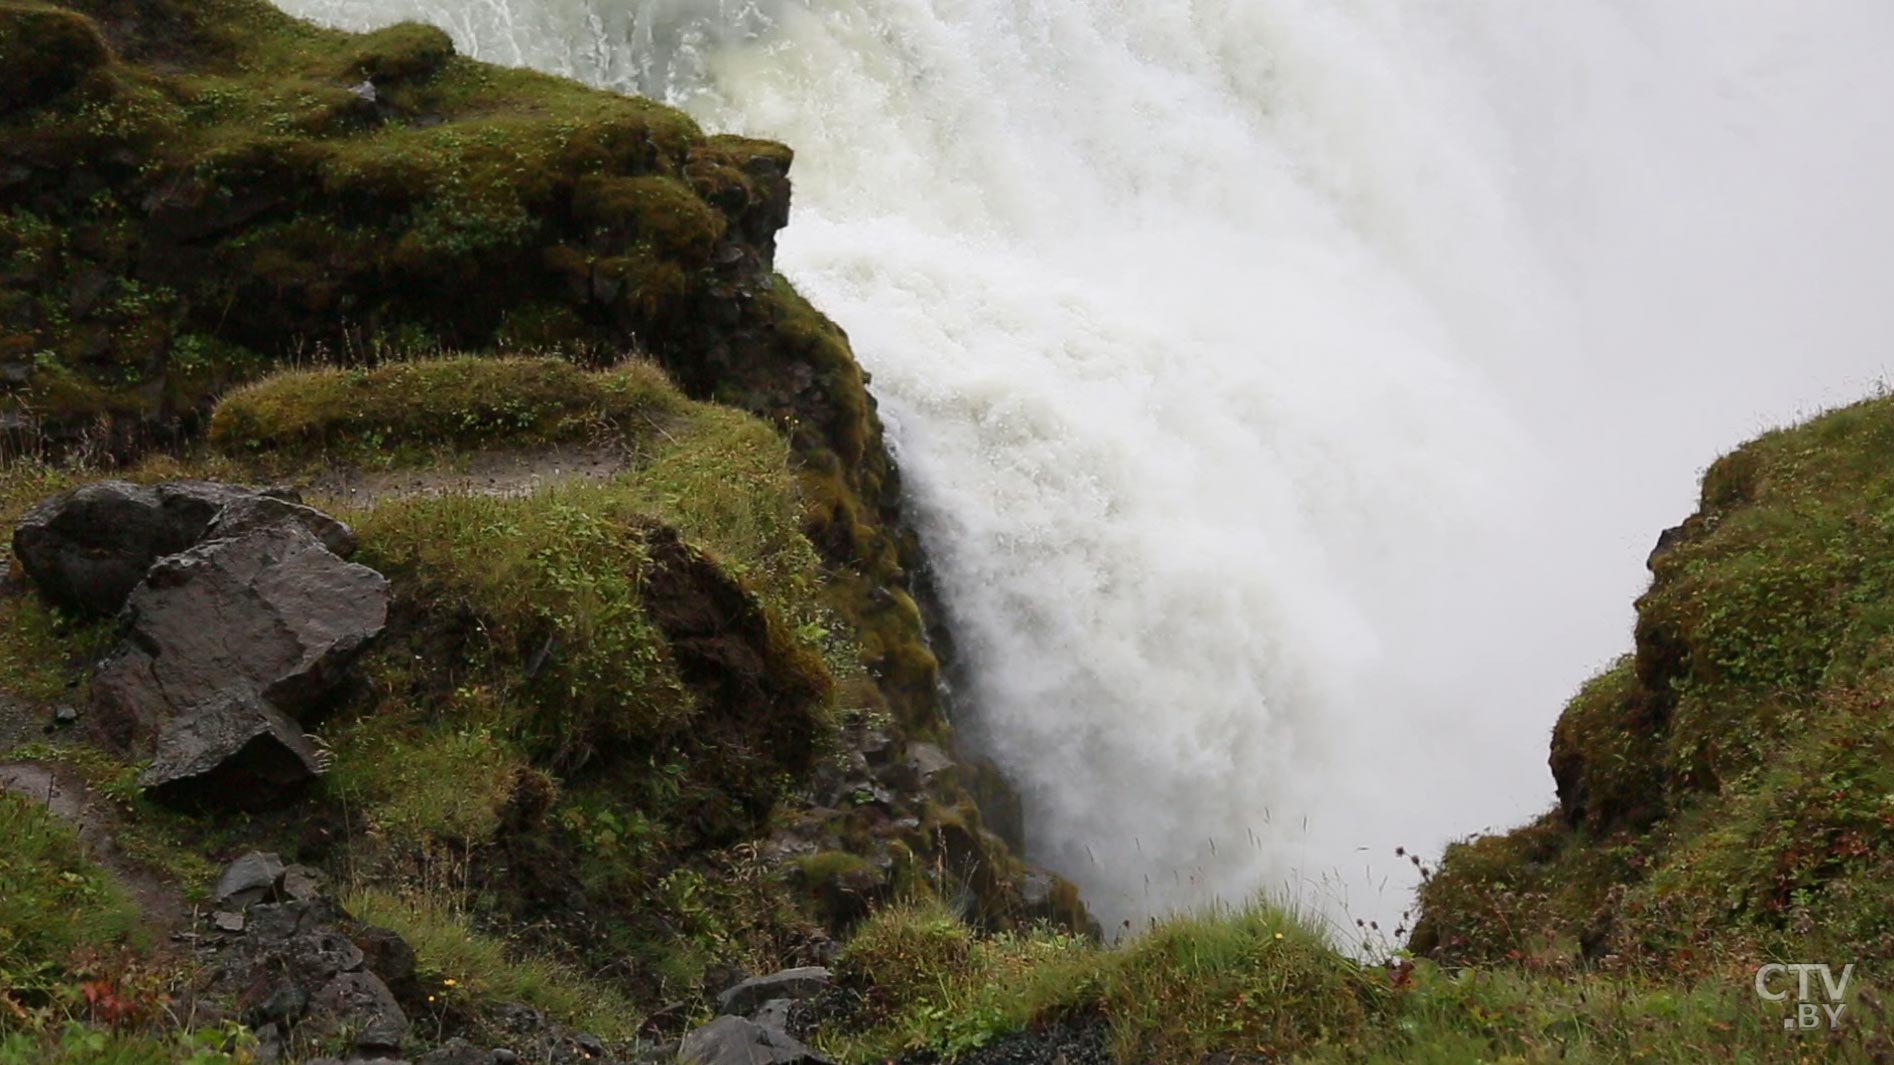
(1414, 392, 1894, 975)
(0, 0, 940, 732)
(0, 0, 1089, 1058)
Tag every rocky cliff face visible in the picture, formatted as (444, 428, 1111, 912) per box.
(0, 1, 1085, 1056)
(1414, 395, 1894, 970)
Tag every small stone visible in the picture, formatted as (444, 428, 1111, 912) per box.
(216, 851, 286, 909)
(280, 863, 325, 902)
(490, 1051, 519, 1065)
(53, 705, 77, 726)
(349, 79, 377, 103)
(212, 911, 246, 933)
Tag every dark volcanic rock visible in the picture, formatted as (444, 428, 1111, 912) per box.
(10, 480, 287, 616)
(93, 520, 387, 749)
(136, 692, 322, 807)
(215, 850, 287, 909)
(203, 493, 358, 558)
(307, 970, 409, 1052)
(679, 1015, 833, 1065)
(716, 967, 831, 1018)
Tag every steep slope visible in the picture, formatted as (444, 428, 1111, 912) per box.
(1415, 393, 1894, 969)
(0, 0, 1086, 1057)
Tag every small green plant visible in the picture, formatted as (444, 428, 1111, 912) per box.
(344, 887, 641, 1041)
(0, 792, 139, 1024)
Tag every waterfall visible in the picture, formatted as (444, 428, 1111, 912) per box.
(274, 0, 1894, 932)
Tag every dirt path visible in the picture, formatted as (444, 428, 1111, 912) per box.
(0, 761, 193, 941)
(304, 444, 627, 508)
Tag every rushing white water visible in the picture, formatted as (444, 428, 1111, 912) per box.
(276, 0, 1894, 933)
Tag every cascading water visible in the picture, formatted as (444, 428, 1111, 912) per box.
(274, 0, 1894, 933)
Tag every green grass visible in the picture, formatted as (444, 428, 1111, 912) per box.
(0, 791, 139, 1016)
(207, 355, 689, 460)
(343, 887, 642, 1043)
(1420, 392, 1894, 974)
(323, 704, 528, 851)
(829, 899, 1893, 1064)
(0, 1023, 254, 1065)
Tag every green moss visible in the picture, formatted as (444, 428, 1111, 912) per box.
(341, 22, 454, 84)
(831, 897, 1884, 1065)
(350, 485, 689, 765)
(0, 0, 783, 432)
(831, 900, 1366, 1063)
(1423, 392, 1894, 970)
(208, 355, 687, 458)
(0, 5, 111, 116)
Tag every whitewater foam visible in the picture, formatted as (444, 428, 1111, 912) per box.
(275, 0, 1894, 934)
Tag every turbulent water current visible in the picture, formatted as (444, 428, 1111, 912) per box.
(275, 0, 1894, 934)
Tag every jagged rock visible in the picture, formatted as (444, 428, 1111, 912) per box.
(307, 971, 409, 1053)
(217, 852, 286, 909)
(137, 693, 322, 808)
(751, 999, 800, 1033)
(10, 480, 292, 616)
(94, 521, 388, 750)
(247, 898, 344, 943)
(351, 925, 418, 998)
(281, 863, 326, 903)
(716, 967, 831, 1018)
(678, 1016, 832, 1065)
(243, 984, 308, 1030)
(288, 929, 367, 985)
(204, 493, 358, 558)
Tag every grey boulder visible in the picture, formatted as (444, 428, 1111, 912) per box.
(94, 520, 387, 749)
(678, 1016, 832, 1065)
(203, 493, 358, 558)
(136, 692, 322, 807)
(10, 480, 292, 615)
(307, 971, 410, 1053)
(215, 851, 287, 909)
(716, 967, 831, 1018)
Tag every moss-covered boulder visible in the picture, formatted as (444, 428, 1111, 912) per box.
(1415, 395, 1894, 969)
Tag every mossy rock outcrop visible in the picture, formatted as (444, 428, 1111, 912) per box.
(1415, 395, 1894, 969)
(0, 0, 1087, 1046)
(1, 0, 937, 744)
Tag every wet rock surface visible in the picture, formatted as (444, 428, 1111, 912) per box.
(678, 1015, 833, 1065)
(11, 480, 298, 616)
(715, 966, 831, 1018)
(93, 519, 387, 749)
(136, 691, 324, 807)
(9, 481, 388, 807)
